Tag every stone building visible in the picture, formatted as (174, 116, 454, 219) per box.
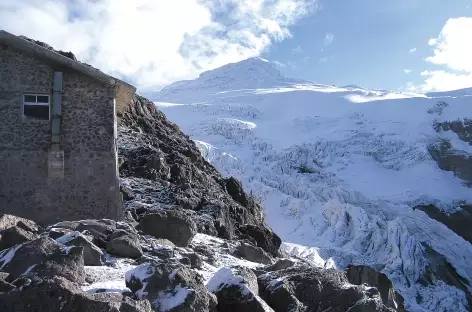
(0, 30, 136, 224)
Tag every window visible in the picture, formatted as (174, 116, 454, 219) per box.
(23, 94, 50, 120)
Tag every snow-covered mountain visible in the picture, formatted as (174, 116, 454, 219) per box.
(147, 57, 472, 312)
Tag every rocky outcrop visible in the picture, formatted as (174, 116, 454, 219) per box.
(126, 261, 216, 312)
(138, 210, 197, 247)
(56, 231, 104, 266)
(207, 267, 273, 312)
(0, 237, 85, 284)
(0, 276, 152, 312)
(118, 95, 281, 254)
(258, 264, 395, 312)
(415, 204, 472, 244)
(346, 265, 406, 311)
(429, 118, 472, 185)
(232, 242, 274, 265)
(107, 234, 143, 259)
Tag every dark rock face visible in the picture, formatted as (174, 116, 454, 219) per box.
(56, 232, 104, 266)
(238, 224, 281, 257)
(107, 234, 143, 259)
(265, 259, 296, 272)
(208, 267, 272, 312)
(126, 261, 216, 312)
(138, 210, 197, 247)
(416, 204, 472, 244)
(232, 242, 274, 265)
(419, 243, 471, 306)
(118, 96, 278, 254)
(0, 276, 152, 312)
(346, 265, 406, 311)
(0, 237, 85, 284)
(0, 225, 38, 251)
(429, 118, 472, 185)
(258, 265, 395, 312)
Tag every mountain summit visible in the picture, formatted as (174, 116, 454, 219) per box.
(153, 58, 472, 312)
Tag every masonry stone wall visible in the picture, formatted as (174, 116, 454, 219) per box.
(0, 43, 123, 224)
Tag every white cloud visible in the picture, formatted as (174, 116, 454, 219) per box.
(409, 48, 417, 53)
(324, 33, 334, 46)
(416, 17, 472, 92)
(0, 0, 315, 89)
(292, 45, 303, 53)
(404, 69, 412, 74)
(319, 56, 328, 63)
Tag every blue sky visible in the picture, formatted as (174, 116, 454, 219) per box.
(264, 0, 472, 91)
(1, 0, 471, 92)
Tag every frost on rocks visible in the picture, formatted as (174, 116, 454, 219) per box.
(156, 284, 192, 312)
(151, 57, 472, 311)
(206, 267, 248, 293)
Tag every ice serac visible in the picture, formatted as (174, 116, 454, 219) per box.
(151, 58, 472, 312)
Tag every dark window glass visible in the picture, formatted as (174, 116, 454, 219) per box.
(24, 104, 49, 120)
(24, 95, 36, 103)
(37, 95, 49, 103)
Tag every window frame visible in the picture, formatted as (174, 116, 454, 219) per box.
(22, 93, 51, 121)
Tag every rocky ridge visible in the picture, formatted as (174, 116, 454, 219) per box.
(0, 94, 405, 311)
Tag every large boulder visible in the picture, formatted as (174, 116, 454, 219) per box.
(258, 264, 396, 312)
(0, 237, 85, 284)
(232, 242, 274, 265)
(126, 261, 216, 312)
(238, 224, 281, 257)
(346, 265, 406, 311)
(0, 214, 39, 232)
(0, 276, 153, 312)
(107, 234, 143, 259)
(56, 231, 104, 266)
(138, 210, 197, 247)
(0, 226, 38, 251)
(207, 266, 273, 312)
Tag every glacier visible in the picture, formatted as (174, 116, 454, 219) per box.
(147, 57, 472, 312)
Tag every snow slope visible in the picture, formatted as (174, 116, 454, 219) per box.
(147, 57, 472, 312)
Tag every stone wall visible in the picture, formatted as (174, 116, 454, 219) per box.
(0, 42, 122, 224)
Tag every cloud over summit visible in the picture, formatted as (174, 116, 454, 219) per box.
(0, 0, 315, 88)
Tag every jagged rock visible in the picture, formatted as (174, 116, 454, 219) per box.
(265, 259, 296, 272)
(0, 237, 85, 284)
(232, 242, 274, 265)
(416, 204, 472, 244)
(178, 249, 203, 269)
(258, 264, 396, 312)
(107, 234, 143, 259)
(109, 229, 132, 241)
(126, 261, 216, 312)
(418, 243, 472, 307)
(225, 177, 249, 207)
(0, 226, 38, 251)
(238, 224, 281, 257)
(151, 245, 175, 259)
(207, 267, 273, 312)
(119, 96, 273, 245)
(0, 214, 39, 232)
(51, 219, 116, 236)
(120, 185, 135, 201)
(48, 227, 73, 239)
(346, 265, 406, 312)
(138, 210, 197, 247)
(55, 231, 104, 266)
(28, 246, 86, 284)
(0, 276, 153, 312)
